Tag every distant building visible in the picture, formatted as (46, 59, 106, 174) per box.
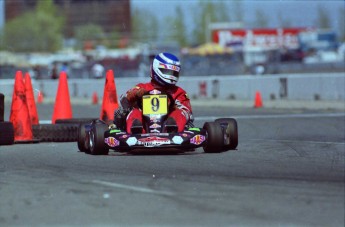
(4, 0, 131, 38)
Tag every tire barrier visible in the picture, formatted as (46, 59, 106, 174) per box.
(0, 93, 4, 122)
(0, 122, 15, 145)
(0, 93, 14, 145)
(55, 118, 97, 125)
(32, 124, 78, 142)
(2, 70, 118, 145)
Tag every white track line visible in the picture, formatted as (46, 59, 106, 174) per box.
(195, 112, 345, 121)
(92, 180, 174, 196)
(247, 139, 345, 145)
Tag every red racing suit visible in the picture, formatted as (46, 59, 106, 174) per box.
(116, 80, 193, 133)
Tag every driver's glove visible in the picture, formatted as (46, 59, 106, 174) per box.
(113, 107, 131, 130)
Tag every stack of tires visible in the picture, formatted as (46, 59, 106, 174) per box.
(32, 119, 97, 143)
(0, 92, 96, 144)
(0, 93, 14, 145)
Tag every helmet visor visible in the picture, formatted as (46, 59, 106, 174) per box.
(160, 68, 179, 77)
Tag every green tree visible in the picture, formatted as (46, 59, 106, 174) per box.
(317, 6, 331, 29)
(278, 11, 291, 27)
(74, 23, 106, 49)
(107, 31, 121, 49)
(192, 1, 229, 44)
(216, 1, 230, 22)
(254, 9, 269, 28)
(131, 9, 159, 43)
(233, 0, 244, 23)
(167, 6, 188, 47)
(2, 0, 64, 52)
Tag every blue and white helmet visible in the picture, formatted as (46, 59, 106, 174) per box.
(151, 53, 181, 86)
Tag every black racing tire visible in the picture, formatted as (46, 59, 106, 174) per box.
(202, 122, 223, 153)
(89, 122, 109, 155)
(215, 118, 238, 150)
(55, 118, 97, 125)
(77, 123, 89, 152)
(0, 122, 14, 145)
(32, 124, 78, 142)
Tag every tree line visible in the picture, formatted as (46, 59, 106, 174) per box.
(0, 0, 342, 53)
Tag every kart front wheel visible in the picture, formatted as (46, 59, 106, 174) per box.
(203, 122, 223, 153)
(89, 122, 109, 155)
(77, 123, 89, 153)
(215, 118, 238, 150)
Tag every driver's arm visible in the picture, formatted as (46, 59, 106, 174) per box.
(174, 92, 193, 124)
(113, 85, 147, 127)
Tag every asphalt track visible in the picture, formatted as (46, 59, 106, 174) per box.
(1, 102, 344, 226)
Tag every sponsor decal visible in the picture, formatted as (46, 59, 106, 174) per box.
(158, 63, 167, 69)
(190, 135, 206, 145)
(158, 63, 180, 71)
(149, 89, 161, 95)
(181, 133, 188, 137)
(150, 123, 161, 129)
(185, 131, 196, 134)
(152, 133, 169, 136)
(105, 137, 120, 147)
(110, 129, 121, 134)
(141, 133, 150, 136)
(172, 136, 183, 145)
(116, 132, 126, 135)
(150, 116, 160, 122)
(126, 137, 137, 146)
(214, 28, 308, 49)
(149, 129, 160, 133)
(188, 128, 201, 132)
(141, 133, 169, 136)
(138, 136, 170, 147)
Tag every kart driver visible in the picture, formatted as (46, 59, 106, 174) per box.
(112, 52, 194, 133)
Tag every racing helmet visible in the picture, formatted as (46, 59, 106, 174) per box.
(151, 53, 181, 86)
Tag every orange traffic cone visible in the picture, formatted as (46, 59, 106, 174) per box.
(254, 91, 263, 108)
(92, 91, 98, 105)
(37, 91, 44, 104)
(9, 71, 33, 142)
(52, 71, 72, 123)
(100, 70, 119, 122)
(24, 72, 39, 125)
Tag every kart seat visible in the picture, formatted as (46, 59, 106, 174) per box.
(131, 119, 143, 134)
(164, 117, 178, 133)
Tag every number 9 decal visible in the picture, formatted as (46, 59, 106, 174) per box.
(151, 97, 160, 112)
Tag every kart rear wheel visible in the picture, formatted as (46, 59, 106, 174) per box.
(89, 122, 109, 155)
(77, 123, 89, 152)
(203, 122, 223, 153)
(216, 118, 238, 150)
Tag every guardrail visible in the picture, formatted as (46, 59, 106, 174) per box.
(0, 73, 344, 101)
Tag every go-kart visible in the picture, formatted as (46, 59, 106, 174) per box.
(77, 89, 238, 155)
